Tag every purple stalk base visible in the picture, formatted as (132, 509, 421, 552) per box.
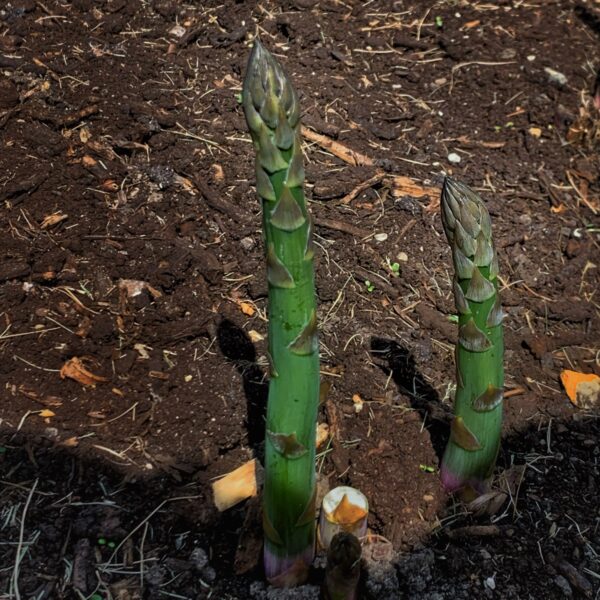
(264, 545, 314, 587)
(440, 464, 489, 499)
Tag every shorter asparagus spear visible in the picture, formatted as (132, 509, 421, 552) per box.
(439, 178, 504, 498)
(322, 532, 362, 600)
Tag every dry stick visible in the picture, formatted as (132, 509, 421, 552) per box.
(313, 216, 372, 239)
(301, 126, 373, 167)
(301, 126, 439, 202)
(12, 478, 39, 600)
(565, 169, 599, 215)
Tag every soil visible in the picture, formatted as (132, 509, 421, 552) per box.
(0, 0, 599, 599)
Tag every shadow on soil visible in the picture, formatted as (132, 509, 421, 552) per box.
(0, 429, 252, 599)
(216, 318, 268, 453)
(2, 413, 600, 599)
(370, 337, 449, 459)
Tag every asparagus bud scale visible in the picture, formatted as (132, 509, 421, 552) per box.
(439, 178, 504, 497)
(242, 40, 319, 586)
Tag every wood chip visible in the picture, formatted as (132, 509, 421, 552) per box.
(60, 357, 107, 386)
(212, 459, 260, 512)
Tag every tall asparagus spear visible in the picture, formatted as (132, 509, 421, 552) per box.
(242, 40, 319, 586)
(439, 178, 504, 498)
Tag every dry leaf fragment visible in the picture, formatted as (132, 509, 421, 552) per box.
(61, 436, 79, 447)
(316, 422, 330, 449)
(212, 164, 224, 181)
(134, 343, 152, 359)
(239, 301, 255, 316)
(81, 155, 97, 168)
(119, 279, 162, 299)
(352, 393, 364, 413)
(60, 357, 107, 386)
(212, 459, 260, 511)
(149, 370, 169, 380)
(248, 330, 264, 342)
(529, 126, 542, 138)
(40, 212, 68, 229)
(87, 411, 106, 419)
(560, 370, 600, 407)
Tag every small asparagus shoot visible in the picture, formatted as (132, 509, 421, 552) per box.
(242, 40, 319, 586)
(322, 532, 362, 600)
(439, 178, 504, 498)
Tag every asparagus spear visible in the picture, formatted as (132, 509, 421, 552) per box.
(439, 178, 504, 498)
(242, 40, 319, 586)
(322, 532, 362, 600)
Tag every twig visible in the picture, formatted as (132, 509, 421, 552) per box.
(301, 125, 374, 167)
(339, 172, 385, 204)
(12, 478, 39, 600)
(313, 216, 371, 239)
(99, 495, 202, 572)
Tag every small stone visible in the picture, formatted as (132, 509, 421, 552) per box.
(397, 251, 408, 262)
(554, 575, 573, 597)
(240, 236, 256, 251)
(575, 380, 600, 410)
(423, 494, 434, 502)
(544, 67, 568, 87)
(374, 232, 388, 242)
(434, 77, 447, 86)
(499, 48, 516, 60)
(527, 54, 536, 61)
(190, 547, 209, 570)
(518, 214, 532, 226)
(447, 152, 461, 164)
(184, 374, 192, 382)
(44, 427, 59, 439)
(484, 576, 496, 590)
(169, 24, 186, 38)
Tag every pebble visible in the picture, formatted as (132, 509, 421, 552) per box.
(527, 54, 536, 61)
(448, 152, 461, 164)
(554, 575, 573, 597)
(374, 232, 388, 242)
(190, 547, 209, 570)
(240, 236, 256, 251)
(544, 67, 568, 87)
(397, 251, 408, 262)
(518, 214, 532, 226)
(484, 576, 496, 591)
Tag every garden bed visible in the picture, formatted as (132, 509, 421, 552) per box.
(1, 0, 599, 598)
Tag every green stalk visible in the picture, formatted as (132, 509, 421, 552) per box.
(439, 178, 504, 498)
(242, 40, 319, 586)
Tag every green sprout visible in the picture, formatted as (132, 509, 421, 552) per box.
(365, 280, 375, 293)
(435, 15, 443, 28)
(243, 39, 319, 587)
(447, 314, 459, 323)
(386, 258, 400, 277)
(419, 464, 436, 473)
(439, 178, 504, 499)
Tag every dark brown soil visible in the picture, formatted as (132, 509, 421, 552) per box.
(1, 0, 598, 598)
